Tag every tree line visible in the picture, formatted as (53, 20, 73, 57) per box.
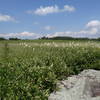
(0, 36, 100, 41)
(40, 36, 100, 41)
(0, 37, 21, 40)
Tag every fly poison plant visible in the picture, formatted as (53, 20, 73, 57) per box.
(0, 40, 100, 100)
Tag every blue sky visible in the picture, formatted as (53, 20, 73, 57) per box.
(0, 0, 100, 39)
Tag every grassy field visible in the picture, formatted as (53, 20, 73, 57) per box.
(0, 40, 100, 100)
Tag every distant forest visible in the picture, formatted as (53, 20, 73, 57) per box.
(0, 37, 100, 41)
(40, 36, 100, 41)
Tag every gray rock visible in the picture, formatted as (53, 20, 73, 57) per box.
(48, 69, 100, 100)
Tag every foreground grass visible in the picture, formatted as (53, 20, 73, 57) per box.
(0, 40, 100, 100)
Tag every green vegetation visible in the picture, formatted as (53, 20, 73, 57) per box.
(0, 40, 100, 100)
(0, 37, 6, 40)
(40, 36, 100, 41)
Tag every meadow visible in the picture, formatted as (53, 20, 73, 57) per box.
(0, 40, 100, 100)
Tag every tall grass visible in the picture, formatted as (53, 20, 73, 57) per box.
(0, 40, 100, 99)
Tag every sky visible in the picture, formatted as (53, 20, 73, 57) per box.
(0, 0, 100, 39)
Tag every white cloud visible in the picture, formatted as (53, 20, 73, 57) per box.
(86, 20, 100, 28)
(0, 31, 43, 39)
(0, 14, 16, 22)
(44, 26, 54, 31)
(27, 5, 75, 15)
(0, 20, 100, 39)
(47, 20, 100, 38)
(34, 5, 59, 15)
(63, 5, 75, 12)
(47, 29, 99, 38)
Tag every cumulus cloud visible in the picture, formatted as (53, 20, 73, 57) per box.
(0, 20, 100, 39)
(86, 20, 100, 28)
(0, 14, 16, 22)
(0, 32, 43, 39)
(47, 29, 99, 38)
(47, 20, 100, 38)
(27, 5, 75, 15)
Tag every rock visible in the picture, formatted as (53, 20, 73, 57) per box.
(48, 69, 100, 100)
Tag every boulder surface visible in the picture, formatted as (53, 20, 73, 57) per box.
(48, 70, 100, 100)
